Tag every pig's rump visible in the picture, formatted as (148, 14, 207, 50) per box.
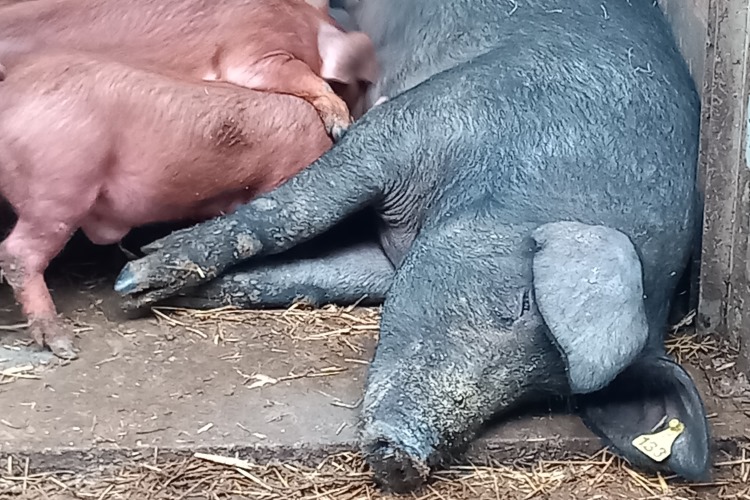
(0, 0, 378, 128)
(0, 50, 331, 245)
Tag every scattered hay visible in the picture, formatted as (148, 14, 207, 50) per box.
(151, 302, 381, 344)
(240, 365, 350, 390)
(0, 322, 29, 332)
(0, 308, 740, 499)
(666, 333, 720, 364)
(666, 310, 721, 364)
(158, 304, 726, 367)
(0, 364, 40, 385)
(671, 310, 697, 334)
(2, 449, 750, 500)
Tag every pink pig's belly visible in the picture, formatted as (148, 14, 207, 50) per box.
(78, 182, 261, 246)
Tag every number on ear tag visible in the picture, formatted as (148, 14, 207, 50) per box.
(631, 418, 685, 462)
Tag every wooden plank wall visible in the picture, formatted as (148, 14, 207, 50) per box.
(659, 0, 750, 372)
(695, 0, 750, 369)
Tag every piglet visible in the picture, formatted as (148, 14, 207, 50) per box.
(0, 49, 333, 359)
(0, 0, 379, 138)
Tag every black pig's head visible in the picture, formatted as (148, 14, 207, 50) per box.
(360, 220, 710, 493)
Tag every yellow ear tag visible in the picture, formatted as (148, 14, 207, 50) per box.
(631, 418, 685, 462)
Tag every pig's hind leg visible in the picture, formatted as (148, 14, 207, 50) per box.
(223, 56, 352, 141)
(164, 239, 395, 309)
(0, 217, 78, 359)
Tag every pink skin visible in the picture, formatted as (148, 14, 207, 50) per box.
(0, 50, 334, 359)
(0, 0, 379, 136)
(304, 0, 329, 9)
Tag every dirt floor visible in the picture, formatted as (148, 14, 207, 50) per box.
(1, 237, 750, 499)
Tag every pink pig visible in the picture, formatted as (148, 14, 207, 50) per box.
(0, 0, 379, 138)
(0, 48, 334, 359)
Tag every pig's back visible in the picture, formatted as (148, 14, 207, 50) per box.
(0, 0, 327, 73)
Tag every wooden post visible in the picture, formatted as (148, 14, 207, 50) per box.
(697, 0, 750, 369)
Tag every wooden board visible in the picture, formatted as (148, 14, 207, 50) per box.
(696, 0, 750, 369)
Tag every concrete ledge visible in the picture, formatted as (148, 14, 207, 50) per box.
(0, 259, 747, 476)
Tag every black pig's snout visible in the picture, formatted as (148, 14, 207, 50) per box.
(365, 437, 431, 493)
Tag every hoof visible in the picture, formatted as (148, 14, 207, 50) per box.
(315, 92, 352, 142)
(48, 336, 79, 360)
(329, 121, 349, 142)
(319, 103, 351, 143)
(119, 299, 152, 319)
(29, 319, 79, 360)
(365, 439, 431, 493)
(114, 268, 137, 294)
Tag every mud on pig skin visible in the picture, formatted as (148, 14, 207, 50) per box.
(116, 0, 710, 491)
(0, 0, 379, 139)
(0, 49, 332, 359)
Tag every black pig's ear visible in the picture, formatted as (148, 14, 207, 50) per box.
(578, 354, 711, 481)
(531, 221, 649, 394)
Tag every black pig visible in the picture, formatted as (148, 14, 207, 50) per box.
(115, 0, 709, 492)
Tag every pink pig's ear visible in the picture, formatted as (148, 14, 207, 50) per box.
(318, 22, 380, 85)
(304, 0, 329, 12)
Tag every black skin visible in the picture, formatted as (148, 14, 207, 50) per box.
(115, 0, 710, 492)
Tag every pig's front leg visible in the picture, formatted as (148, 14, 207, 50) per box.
(163, 239, 395, 309)
(0, 219, 78, 359)
(114, 138, 388, 311)
(221, 55, 353, 141)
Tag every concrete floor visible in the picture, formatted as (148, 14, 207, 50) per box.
(0, 238, 747, 475)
